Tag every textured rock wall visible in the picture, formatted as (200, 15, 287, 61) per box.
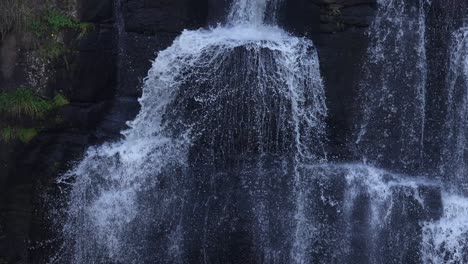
(0, 0, 209, 262)
(0, 0, 117, 262)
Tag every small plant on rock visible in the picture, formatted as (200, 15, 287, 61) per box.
(0, 88, 69, 119)
(30, 8, 93, 61)
(0, 88, 53, 119)
(0, 127, 40, 143)
(0, 88, 69, 143)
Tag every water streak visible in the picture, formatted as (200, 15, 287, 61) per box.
(356, 0, 429, 172)
(441, 26, 468, 190)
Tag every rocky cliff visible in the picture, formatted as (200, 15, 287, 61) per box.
(1, 0, 466, 263)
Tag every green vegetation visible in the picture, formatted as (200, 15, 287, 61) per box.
(0, 3, 79, 145)
(0, 127, 16, 142)
(1, 127, 39, 143)
(1, 0, 91, 38)
(52, 93, 70, 107)
(17, 127, 39, 143)
(0, 89, 53, 118)
(1, 0, 92, 60)
(39, 41, 67, 60)
(31, 9, 92, 38)
(45, 9, 91, 33)
(31, 9, 93, 60)
(0, 88, 69, 119)
(0, 88, 69, 143)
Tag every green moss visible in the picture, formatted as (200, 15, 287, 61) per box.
(30, 20, 46, 37)
(1, 127, 16, 142)
(0, 127, 39, 143)
(29, 8, 93, 61)
(53, 93, 70, 107)
(1, 1, 92, 40)
(32, 9, 93, 37)
(45, 9, 78, 31)
(17, 128, 39, 143)
(40, 41, 67, 60)
(0, 88, 69, 119)
(0, 88, 67, 144)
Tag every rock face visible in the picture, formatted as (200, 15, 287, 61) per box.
(1, 0, 463, 263)
(0, 0, 117, 262)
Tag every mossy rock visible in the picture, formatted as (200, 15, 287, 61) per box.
(1, 127, 40, 143)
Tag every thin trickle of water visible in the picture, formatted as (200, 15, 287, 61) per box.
(227, 0, 282, 26)
(422, 28, 468, 263)
(441, 26, 468, 189)
(356, 0, 429, 172)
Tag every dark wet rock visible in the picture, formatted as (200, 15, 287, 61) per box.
(123, 0, 208, 34)
(418, 186, 444, 221)
(311, 29, 370, 160)
(117, 32, 178, 97)
(79, 0, 114, 22)
(59, 102, 110, 129)
(93, 96, 141, 142)
(68, 25, 117, 103)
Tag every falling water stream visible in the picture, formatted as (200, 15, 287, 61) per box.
(57, 0, 327, 263)
(441, 26, 468, 188)
(54, 0, 468, 263)
(420, 25, 468, 264)
(355, 0, 429, 172)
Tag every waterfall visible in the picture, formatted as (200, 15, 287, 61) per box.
(351, 1, 468, 262)
(299, 164, 442, 263)
(56, 0, 327, 263)
(51, 0, 468, 263)
(356, 0, 429, 172)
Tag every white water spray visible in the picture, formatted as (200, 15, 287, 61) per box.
(57, 0, 326, 263)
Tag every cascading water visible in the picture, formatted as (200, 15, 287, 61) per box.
(355, 0, 429, 172)
(419, 25, 468, 264)
(52, 0, 468, 263)
(56, 0, 327, 263)
(350, 0, 468, 263)
(297, 164, 442, 263)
